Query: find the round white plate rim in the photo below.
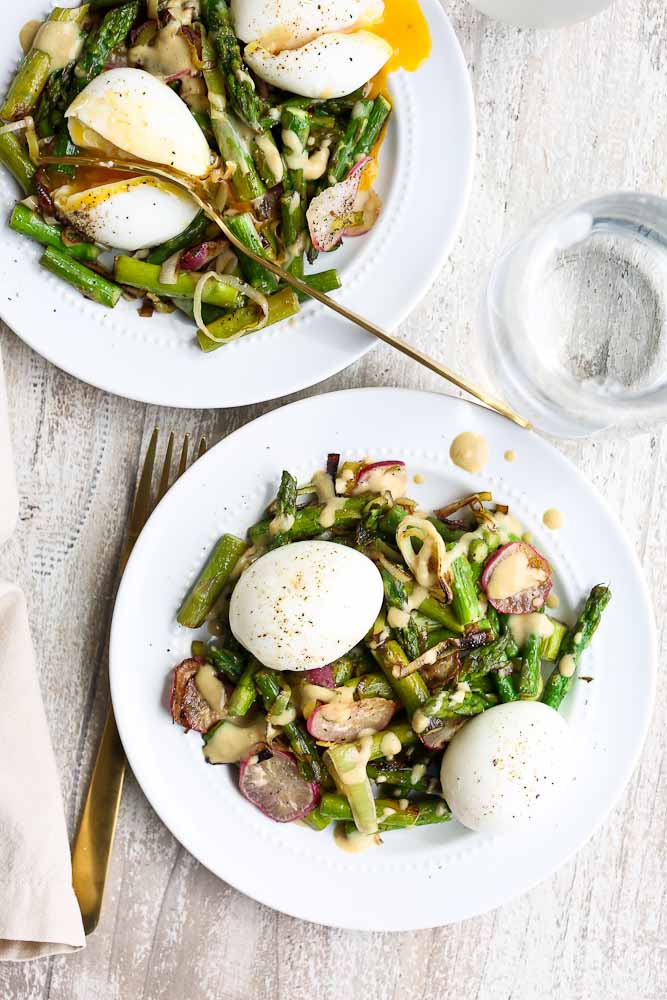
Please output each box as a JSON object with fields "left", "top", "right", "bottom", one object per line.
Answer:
{"left": 0, "top": 2, "right": 475, "bottom": 408}
{"left": 110, "top": 388, "right": 657, "bottom": 930}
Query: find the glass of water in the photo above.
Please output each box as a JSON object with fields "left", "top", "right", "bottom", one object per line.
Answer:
{"left": 480, "top": 193, "right": 667, "bottom": 437}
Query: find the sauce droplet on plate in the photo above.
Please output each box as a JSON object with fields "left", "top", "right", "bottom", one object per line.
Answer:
{"left": 504, "top": 449, "right": 517, "bottom": 462}
{"left": 450, "top": 431, "right": 489, "bottom": 474}
{"left": 543, "top": 508, "right": 564, "bottom": 530}
{"left": 547, "top": 593, "right": 560, "bottom": 609}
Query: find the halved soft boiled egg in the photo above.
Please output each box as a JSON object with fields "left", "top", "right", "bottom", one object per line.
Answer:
{"left": 53, "top": 175, "right": 200, "bottom": 252}
{"left": 229, "top": 540, "right": 384, "bottom": 671}
{"left": 440, "top": 702, "right": 574, "bottom": 833}
{"left": 244, "top": 31, "right": 392, "bottom": 99}
{"left": 65, "top": 67, "right": 212, "bottom": 177}
{"left": 232, "top": 0, "right": 384, "bottom": 49}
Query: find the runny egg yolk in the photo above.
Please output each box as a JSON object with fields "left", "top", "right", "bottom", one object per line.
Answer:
{"left": 359, "top": 0, "right": 432, "bottom": 190}
{"left": 370, "top": 0, "right": 432, "bottom": 96}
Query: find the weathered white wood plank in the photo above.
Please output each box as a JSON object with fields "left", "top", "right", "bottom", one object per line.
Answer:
{"left": 1, "top": 0, "right": 666, "bottom": 997}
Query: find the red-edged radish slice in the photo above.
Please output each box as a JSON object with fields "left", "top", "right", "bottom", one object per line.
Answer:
{"left": 306, "top": 157, "right": 379, "bottom": 252}
{"left": 481, "top": 541, "right": 552, "bottom": 614}
{"left": 303, "top": 665, "right": 335, "bottom": 689}
{"left": 170, "top": 658, "right": 228, "bottom": 733}
{"left": 239, "top": 748, "right": 319, "bottom": 822}
{"left": 307, "top": 697, "right": 396, "bottom": 743}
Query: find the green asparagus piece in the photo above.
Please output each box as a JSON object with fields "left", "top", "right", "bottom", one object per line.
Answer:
{"left": 369, "top": 639, "right": 430, "bottom": 717}
{"left": 49, "top": 124, "right": 79, "bottom": 178}
{"left": 35, "top": 64, "right": 73, "bottom": 137}
{"left": 39, "top": 246, "right": 121, "bottom": 308}
{"left": 10, "top": 204, "right": 100, "bottom": 262}
{"left": 540, "top": 618, "right": 568, "bottom": 661}
{"left": 0, "top": 134, "right": 36, "bottom": 194}
{"left": 463, "top": 632, "right": 514, "bottom": 679}
{"left": 321, "top": 793, "right": 451, "bottom": 829}
{"left": 352, "top": 94, "right": 392, "bottom": 162}
{"left": 324, "top": 742, "right": 378, "bottom": 835}
{"left": 202, "top": 0, "right": 272, "bottom": 132}
{"left": 355, "top": 673, "right": 395, "bottom": 700}
{"left": 327, "top": 99, "right": 372, "bottom": 184}
{"left": 269, "top": 470, "right": 298, "bottom": 548}
{"left": 450, "top": 556, "right": 483, "bottom": 626}
{"left": 427, "top": 516, "right": 467, "bottom": 544}
{"left": 300, "top": 807, "right": 331, "bottom": 831}
{"left": 542, "top": 585, "right": 611, "bottom": 710}
{"left": 146, "top": 211, "right": 211, "bottom": 265}
{"left": 366, "top": 764, "right": 432, "bottom": 794}
{"left": 73, "top": 1, "right": 139, "bottom": 94}
{"left": 201, "top": 31, "right": 266, "bottom": 202}
{"left": 174, "top": 297, "right": 225, "bottom": 328}
{"left": 205, "top": 646, "right": 245, "bottom": 684}
{"left": 249, "top": 494, "right": 368, "bottom": 546}
{"left": 281, "top": 105, "right": 309, "bottom": 243}
{"left": 295, "top": 269, "right": 341, "bottom": 302}
{"left": 227, "top": 659, "right": 260, "bottom": 717}
{"left": 196, "top": 288, "right": 300, "bottom": 351}
{"left": 418, "top": 596, "right": 464, "bottom": 634}
{"left": 493, "top": 670, "right": 519, "bottom": 703}
{"left": 255, "top": 669, "right": 322, "bottom": 783}
{"left": 1, "top": 50, "right": 51, "bottom": 121}
{"left": 177, "top": 533, "right": 247, "bottom": 628}
{"left": 114, "top": 256, "right": 240, "bottom": 308}
{"left": 518, "top": 633, "right": 542, "bottom": 700}
{"left": 418, "top": 687, "right": 489, "bottom": 721}
{"left": 224, "top": 213, "right": 279, "bottom": 294}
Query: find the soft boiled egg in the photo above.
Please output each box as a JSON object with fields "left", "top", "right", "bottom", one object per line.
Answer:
{"left": 53, "top": 175, "right": 200, "bottom": 252}
{"left": 244, "top": 31, "right": 392, "bottom": 99}
{"left": 440, "top": 702, "right": 574, "bottom": 833}
{"left": 65, "top": 67, "right": 212, "bottom": 177}
{"left": 229, "top": 540, "right": 384, "bottom": 671}
{"left": 232, "top": 0, "right": 384, "bottom": 49}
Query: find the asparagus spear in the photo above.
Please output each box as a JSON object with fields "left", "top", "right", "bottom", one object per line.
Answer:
{"left": 49, "top": 125, "right": 79, "bottom": 178}
{"left": 280, "top": 105, "right": 309, "bottom": 244}
{"left": 366, "top": 764, "right": 432, "bottom": 794}
{"left": 418, "top": 596, "right": 464, "bottom": 633}
{"left": 146, "top": 211, "right": 211, "bottom": 265}
{"left": 417, "top": 687, "right": 490, "bottom": 721}
{"left": 224, "top": 213, "right": 279, "bottom": 294}
{"left": 518, "top": 633, "right": 542, "bottom": 700}
{"left": 369, "top": 639, "right": 430, "bottom": 717}
{"left": 197, "top": 644, "right": 245, "bottom": 684}
{"left": 177, "top": 533, "right": 247, "bottom": 628}
{"left": 300, "top": 807, "right": 331, "bottom": 831}
{"left": 542, "top": 584, "right": 611, "bottom": 710}
{"left": 73, "top": 0, "right": 139, "bottom": 94}
{"left": 268, "top": 470, "right": 298, "bottom": 548}
{"left": 39, "top": 247, "right": 121, "bottom": 308}
{"left": 327, "top": 99, "right": 372, "bottom": 184}
{"left": 320, "top": 793, "right": 451, "bottom": 829}
{"left": 248, "top": 494, "right": 368, "bottom": 545}
{"left": 540, "top": 618, "right": 568, "bottom": 661}
{"left": 35, "top": 64, "right": 74, "bottom": 137}
{"left": 493, "top": 670, "right": 519, "bottom": 703}
{"left": 114, "top": 256, "right": 240, "bottom": 308}
{"left": 202, "top": 0, "right": 272, "bottom": 132}
{"left": 293, "top": 268, "right": 341, "bottom": 302}
{"left": 10, "top": 203, "right": 100, "bottom": 262}
{"left": 0, "top": 134, "right": 36, "bottom": 194}
{"left": 197, "top": 288, "right": 300, "bottom": 351}
{"left": 200, "top": 31, "right": 266, "bottom": 202}
{"left": 450, "top": 556, "right": 483, "bottom": 626}
{"left": 227, "top": 659, "right": 260, "bottom": 717}
{"left": 254, "top": 669, "right": 322, "bottom": 783}
{"left": 324, "top": 741, "right": 378, "bottom": 835}
{"left": 355, "top": 673, "right": 395, "bottom": 700}
{"left": 351, "top": 95, "right": 392, "bottom": 162}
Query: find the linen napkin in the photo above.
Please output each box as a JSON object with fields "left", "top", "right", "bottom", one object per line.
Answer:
{"left": 0, "top": 347, "right": 85, "bottom": 960}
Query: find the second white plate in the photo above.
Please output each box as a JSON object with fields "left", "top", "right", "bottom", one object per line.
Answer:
{"left": 110, "top": 388, "right": 656, "bottom": 930}
{"left": 0, "top": 1, "right": 474, "bottom": 407}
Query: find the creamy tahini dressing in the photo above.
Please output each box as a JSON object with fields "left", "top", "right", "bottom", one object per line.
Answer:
{"left": 20, "top": 20, "right": 42, "bottom": 53}
{"left": 486, "top": 548, "right": 547, "bottom": 601}
{"left": 543, "top": 508, "right": 564, "bottom": 530}
{"left": 313, "top": 469, "right": 345, "bottom": 528}
{"left": 547, "top": 593, "right": 560, "bottom": 609}
{"left": 334, "top": 824, "right": 380, "bottom": 854}
{"left": 559, "top": 653, "right": 576, "bottom": 678}
{"left": 504, "top": 450, "right": 517, "bottom": 463}
{"left": 268, "top": 510, "right": 295, "bottom": 536}
{"left": 352, "top": 465, "right": 407, "bottom": 499}
{"left": 255, "top": 133, "right": 284, "bottom": 183}
{"left": 508, "top": 612, "right": 554, "bottom": 647}
{"left": 438, "top": 511, "right": 523, "bottom": 578}
{"left": 130, "top": 19, "right": 196, "bottom": 78}
{"left": 449, "top": 431, "right": 489, "bottom": 474}
{"left": 386, "top": 583, "right": 428, "bottom": 629}
{"left": 380, "top": 732, "right": 402, "bottom": 757}
{"left": 340, "top": 734, "right": 374, "bottom": 786}
{"left": 202, "top": 716, "right": 266, "bottom": 764}
{"left": 194, "top": 663, "right": 226, "bottom": 711}
{"left": 33, "top": 20, "right": 84, "bottom": 71}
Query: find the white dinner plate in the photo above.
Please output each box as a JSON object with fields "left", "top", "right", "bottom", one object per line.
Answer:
{"left": 0, "top": 2, "right": 474, "bottom": 407}
{"left": 110, "top": 388, "right": 657, "bottom": 931}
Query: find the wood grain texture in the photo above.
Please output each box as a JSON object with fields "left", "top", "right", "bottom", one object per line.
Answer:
{"left": 1, "top": 0, "right": 666, "bottom": 996}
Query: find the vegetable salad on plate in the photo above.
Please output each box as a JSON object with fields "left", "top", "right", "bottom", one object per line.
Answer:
{"left": 0, "top": 1, "right": 399, "bottom": 351}
{"left": 170, "top": 455, "right": 611, "bottom": 851}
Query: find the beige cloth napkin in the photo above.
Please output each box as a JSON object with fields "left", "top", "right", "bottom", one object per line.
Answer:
{"left": 0, "top": 348, "right": 85, "bottom": 960}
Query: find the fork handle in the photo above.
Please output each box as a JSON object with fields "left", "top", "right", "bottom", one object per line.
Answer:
{"left": 71, "top": 706, "right": 126, "bottom": 935}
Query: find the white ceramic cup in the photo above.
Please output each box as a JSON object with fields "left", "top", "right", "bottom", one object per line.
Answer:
{"left": 467, "top": 0, "right": 614, "bottom": 28}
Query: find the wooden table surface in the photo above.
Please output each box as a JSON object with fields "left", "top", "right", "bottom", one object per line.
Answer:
{"left": 1, "top": 1, "right": 666, "bottom": 997}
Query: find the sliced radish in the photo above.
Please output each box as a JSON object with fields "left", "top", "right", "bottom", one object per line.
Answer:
{"left": 307, "top": 697, "right": 396, "bottom": 743}
{"left": 170, "top": 657, "right": 228, "bottom": 733}
{"left": 239, "top": 748, "right": 319, "bottom": 822}
{"left": 481, "top": 541, "right": 552, "bottom": 614}
{"left": 303, "top": 665, "right": 335, "bottom": 689}
{"left": 306, "top": 157, "right": 380, "bottom": 252}
{"left": 179, "top": 240, "right": 228, "bottom": 271}
{"left": 356, "top": 460, "right": 405, "bottom": 484}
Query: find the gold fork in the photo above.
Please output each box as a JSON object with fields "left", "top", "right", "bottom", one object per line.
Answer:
{"left": 71, "top": 428, "right": 207, "bottom": 935}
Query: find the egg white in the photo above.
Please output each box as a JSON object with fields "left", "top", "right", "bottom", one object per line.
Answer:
{"left": 65, "top": 67, "right": 212, "bottom": 177}
{"left": 229, "top": 540, "right": 384, "bottom": 671}
{"left": 53, "top": 176, "right": 199, "bottom": 251}
{"left": 440, "top": 702, "right": 574, "bottom": 833}
{"left": 244, "top": 30, "right": 392, "bottom": 99}
{"left": 232, "top": 0, "right": 384, "bottom": 48}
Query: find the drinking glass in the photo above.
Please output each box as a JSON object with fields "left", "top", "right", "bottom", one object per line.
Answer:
{"left": 480, "top": 193, "right": 667, "bottom": 438}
